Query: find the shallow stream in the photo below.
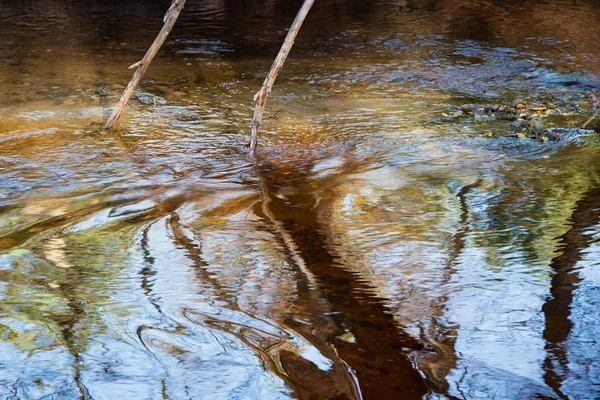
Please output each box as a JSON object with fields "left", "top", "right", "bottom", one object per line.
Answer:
{"left": 1, "top": 0, "right": 600, "bottom": 398}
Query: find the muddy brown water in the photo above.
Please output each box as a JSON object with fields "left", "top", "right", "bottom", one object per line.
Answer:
{"left": 1, "top": 0, "right": 600, "bottom": 399}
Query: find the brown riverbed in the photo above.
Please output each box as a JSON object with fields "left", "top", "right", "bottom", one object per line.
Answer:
{"left": 1, "top": 0, "right": 600, "bottom": 399}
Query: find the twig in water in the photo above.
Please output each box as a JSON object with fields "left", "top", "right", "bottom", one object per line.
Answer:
{"left": 583, "top": 112, "right": 598, "bottom": 128}
{"left": 249, "top": 0, "right": 316, "bottom": 154}
{"left": 104, "top": 0, "right": 187, "bottom": 129}
{"left": 583, "top": 90, "right": 600, "bottom": 128}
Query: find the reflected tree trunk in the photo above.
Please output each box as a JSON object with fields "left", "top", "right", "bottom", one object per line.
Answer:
{"left": 417, "top": 180, "right": 480, "bottom": 395}
{"left": 253, "top": 160, "right": 429, "bottom": 399}
{"left": 542, "top": 186, "right": 600, "bottom": 399}
{"left": 58, "top": 295, "right": 91, "bottom": 400}
{"left": 140, "top": 224, "right": 163, "bottom": 314}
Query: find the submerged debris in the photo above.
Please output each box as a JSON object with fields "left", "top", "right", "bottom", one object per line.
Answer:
{"left": 134, "top": 90, "right": 167, "bottom": 106}
{"left": 586, "top": 90, "right": 600, "bottom": 110}
{"left": 440, "top": 91, "right": 600, "bottom": 142}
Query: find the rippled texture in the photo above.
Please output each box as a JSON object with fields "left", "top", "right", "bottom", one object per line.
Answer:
{"left": 1, "top": 0, "right": 600, "bottom": 399}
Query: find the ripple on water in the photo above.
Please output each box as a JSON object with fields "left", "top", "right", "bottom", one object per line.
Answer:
{"left": 1, "top": 0, "right": 600, "bottom": 398}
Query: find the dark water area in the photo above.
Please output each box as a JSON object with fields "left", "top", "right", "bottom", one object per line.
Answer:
{"left": 1, "top": 0, "right": 600, "bottom": 399}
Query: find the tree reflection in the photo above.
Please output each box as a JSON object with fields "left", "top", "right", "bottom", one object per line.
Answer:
{"left": 253, "top": 157, "right": 429, "bottom": 399}
{"left": 542, "top": 187, "right": 600, "bottom": 399}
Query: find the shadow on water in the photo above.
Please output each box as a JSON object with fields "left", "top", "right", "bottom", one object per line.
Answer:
{"left": 252, "top": 156, "right": 430, "bottom": 399}
{"left": 542, "top": 186, "right": 600, "bottom": 399}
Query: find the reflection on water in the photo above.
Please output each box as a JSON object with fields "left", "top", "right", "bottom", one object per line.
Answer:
{"left": 1, "top": 0, "right": 600, "bottom": 398}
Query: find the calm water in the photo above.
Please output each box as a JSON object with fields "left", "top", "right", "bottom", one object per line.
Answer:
{"left": 1, "top": 0, "right": 600, "bottom": 398}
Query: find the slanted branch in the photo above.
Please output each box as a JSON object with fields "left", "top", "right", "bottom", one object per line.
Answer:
{"left": 104, "top": 0, "right": 187, "bottom": 129}
{"left": 249, "top": 0, "right": 316, "bottom": 154}
{"left": 583, "top": 90, "right": 600, "bottom": 128}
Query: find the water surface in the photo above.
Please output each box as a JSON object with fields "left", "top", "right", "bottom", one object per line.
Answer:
{"left": 1, "top": 0, "right": 600, "bottom": 398}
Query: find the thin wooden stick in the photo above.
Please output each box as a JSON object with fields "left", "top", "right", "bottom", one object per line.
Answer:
{"left": 583, "top": 90, "right": 600, "bottom": 128}
{"left": 582, "top": 112, "right": 598, "bottom": 128}
{"left": 249, "top": 0, "right": 316, "bottom": 154}
{"left": 104, "top": 0, "right": 187, "bottom": 129}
